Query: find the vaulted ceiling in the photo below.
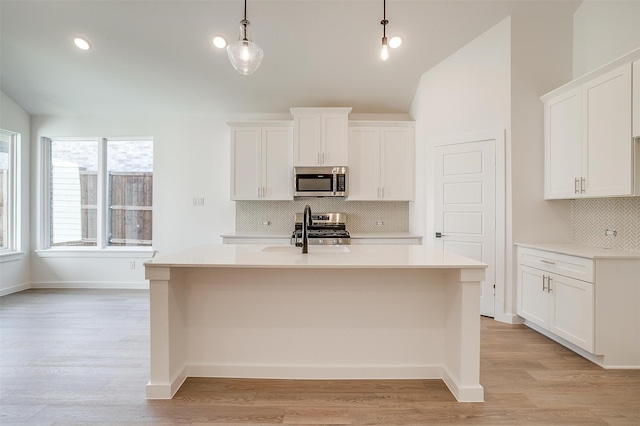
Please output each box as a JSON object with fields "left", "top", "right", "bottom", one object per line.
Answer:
{"left": 0, "top": 0, "right": 580, "bottom": 116}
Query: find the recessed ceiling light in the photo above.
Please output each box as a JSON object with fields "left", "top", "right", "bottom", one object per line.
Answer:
{"left": 73, "top": 37, "right": 92, "bottom": 51}
{"left": 389, "top": 36, "right": 402, "bottom": 49}
{"left": 213, "top": 35, "right": 227, "bottom": 49}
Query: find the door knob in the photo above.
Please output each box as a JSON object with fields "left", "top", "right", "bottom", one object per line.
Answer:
{"left": 435, "top": 232, "right": 446, "bottom": 238}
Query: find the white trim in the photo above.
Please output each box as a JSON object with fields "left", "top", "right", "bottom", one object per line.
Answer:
{"left": 35, "top": 248, "right": 155, "bottom": 258}
{"left": 427, "top": 129, "right": 507, "bottom": 322}
{"left": 0, "top": 251, "right": 24, "bottom": 263}
{"left": 0, "top": 282, "right": 30, "bottom": 297}
{"left": 30, "top": 281, "right": 149, "bottom": 290}
{"left": 442, "top": 367, "right": 485, "bottom": 402}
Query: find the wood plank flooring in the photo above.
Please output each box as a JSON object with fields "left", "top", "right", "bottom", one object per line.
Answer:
{"left": 1, "top": 289, "right": 639, "bottom": 425}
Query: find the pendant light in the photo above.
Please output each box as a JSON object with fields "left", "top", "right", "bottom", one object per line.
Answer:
{"left": 227, "top": 0, "right": 263, "bottom": 75}
{"left": 380, "top": 0, "right": 389, "bottom": 61}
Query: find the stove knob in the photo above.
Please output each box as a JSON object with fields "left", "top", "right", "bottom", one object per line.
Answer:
{"left": 318, "top": 239, "right": 324, "bottom": 245}
{"left": 332, "top": 239, "right": 338, "bottom": 245}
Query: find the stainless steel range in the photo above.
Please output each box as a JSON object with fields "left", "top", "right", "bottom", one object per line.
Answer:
{"left": 290, "top": 212, "right": 350, "bottom": 246}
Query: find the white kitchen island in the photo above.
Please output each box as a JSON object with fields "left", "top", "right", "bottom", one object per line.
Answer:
{"left": 144, "top": 244, "right": 486, "bottom": 402}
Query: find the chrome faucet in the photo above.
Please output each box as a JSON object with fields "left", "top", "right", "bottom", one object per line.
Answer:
{"left": 296, "top": 205, "right": 313, "bottom": 254}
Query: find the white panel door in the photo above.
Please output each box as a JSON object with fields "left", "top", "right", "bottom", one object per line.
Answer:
{"left": 549, "top": 272, "right": 594, "bottom": 352}
{"left": 544, "top": 88, "right": 582, "bottom": 199}
{"left": 231, "top": 127, "right": 261, "bottom": 200}
{"left": 583, "top": 63, "right": 633, "bottom": 197}
{"left": 262, "top": 127, "right": 293, "bottom": 200}
{"left": 381, "top": 127, "right": 415, "bottom": 201}
{"left": 323, "top": 114, "right": 349, "bottom": 165}
{"left": 347, "top": 127, "right": 380, "bottom": 200}
{"left": 434, "top": 139, "right": 496, "bottom": 317}
{"left": 293, "top": 114, "right": 321, "bottom": 166}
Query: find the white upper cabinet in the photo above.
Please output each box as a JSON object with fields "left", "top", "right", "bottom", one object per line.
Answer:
{"left": 543, "top": 55, "right": 639, "bottom": 199}
{"left": 634, "top": 59, "right": 640, "bottom": 138}
{"left": 230, "top": 123, "right": 293, "bottom": 200}
{"left": 348, "top": 122, "right": 415, "bottom": 201}
{"left": 544, "top": 88, "right": 582, "bottom": 199}
{"left": 291, "top": 107, "right": 351, "bottom": 166}
{"left": 582, "top": 64, "right": 633, "bottom": 197}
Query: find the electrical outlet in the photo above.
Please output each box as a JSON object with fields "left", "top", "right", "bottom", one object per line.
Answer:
{"left": 376, "top": 221, "right": 384, "bottom": 226}
{"left": 192, "top": 197, "right": 205, "bottom": 206}
{"left": 261, "top": 220, "right": 271, "bottom": 226}
{"left": 129, "top": 261, "right": 136, "bottom": 270}
{"left": 605, "top": 229, "right": 617, "bottom": 237}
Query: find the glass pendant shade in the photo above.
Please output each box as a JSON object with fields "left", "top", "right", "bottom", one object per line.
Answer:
{"left": 380, "top": 36, "right": 389, "bottom": 61}
{"left": 227, "top": 20, "right": 263, "bottom": 75}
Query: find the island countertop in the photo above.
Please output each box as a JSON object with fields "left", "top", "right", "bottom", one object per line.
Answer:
{"left": 144, "top": 244, "right": 487, "bottom": 270}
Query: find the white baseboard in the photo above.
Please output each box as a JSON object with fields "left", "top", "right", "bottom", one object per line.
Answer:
{"left": 442, "top": 367, "right": 484, "bottom": 402}
{"left": 30, "top": 281, "right": 149, "bottom": 290}
{"left": 0, "top": 282, "right": 31, "bottom": 297}
{"left": 186, "top": 364, "right": 443, "bottom": 380}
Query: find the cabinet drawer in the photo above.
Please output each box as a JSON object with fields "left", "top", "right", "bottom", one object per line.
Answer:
{"left": 518, "top": 247, "right": 594, "bottom": 283}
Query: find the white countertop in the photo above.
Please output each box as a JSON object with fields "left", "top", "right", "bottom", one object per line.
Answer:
{"left": 144, "top": 244, "right": 486, "bottom": 269}
{"left": 515, "top": 242, "right": 640, "bottom": 259}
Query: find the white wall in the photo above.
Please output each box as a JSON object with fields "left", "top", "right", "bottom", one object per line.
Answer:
{"left": 29, "top": 113, "right": 256, "bottom": 288}
{"left": 573, "top": 0, "right": 640, "bottom": 78}
{"left": 410, "top": 13, "right": 575, "bottom": 322}
{"left": 0, "top": 91, "right": 31, "bottom": 295}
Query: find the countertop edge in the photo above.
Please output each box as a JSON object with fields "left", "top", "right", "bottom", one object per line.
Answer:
{"left": 515, "top": 242, "right": 640, "bottom": 259}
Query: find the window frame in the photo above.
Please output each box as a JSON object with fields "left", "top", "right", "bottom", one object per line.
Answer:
{"left": 0, "top": 129, "right": 21, "bottom": 258}
{"left": 39, "top": 136, "right": 154, "bottom": 253}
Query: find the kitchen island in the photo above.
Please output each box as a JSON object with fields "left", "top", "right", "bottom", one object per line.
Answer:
{"left": 144, "top": 244, "right": 486, "bottom": 401}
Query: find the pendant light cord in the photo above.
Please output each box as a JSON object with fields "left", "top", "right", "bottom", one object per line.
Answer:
{"left": 381, "top": 0, "right": 388, "bottom": 38}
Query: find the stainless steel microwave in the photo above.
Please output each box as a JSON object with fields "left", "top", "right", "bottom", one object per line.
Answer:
{"left": 294, "top": 166, "right": 348, "bottom": 197}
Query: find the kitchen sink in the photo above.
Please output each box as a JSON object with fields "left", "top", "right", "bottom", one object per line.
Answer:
{"left": 261, "top": 245, "right": 350, "bottom": 254}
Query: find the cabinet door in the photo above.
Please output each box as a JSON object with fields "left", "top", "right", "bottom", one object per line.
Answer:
{"left": 231, "top": 127, "right": 261, "bottom": 200}
{"left": 549, "top": 273, "right": 594, "bottom": 352}
{"left": 517, "top": 265, "right": 549, "bottom": 329}
{"left": 347, "top": 127, "right": 380, "bottom": 200}
{"left": 582, "top": 63, "right": 633, "bottom": 197}
{"left": 633, "top": 60, "right": 640, "bottom": 138}
{"left": 380, "top": 127, "right": 414, "bottom": 200}
{"left": 262, "top": 127, "right": 293, "bottom": 200}
{"left": 544, "top": 88, "right": 582, "bottom": 199}
{"left": 293, "top": 114, "right": 321, "bottom": 166}
{"left": 323, "top": 114, "right": 349, "bottom": 165}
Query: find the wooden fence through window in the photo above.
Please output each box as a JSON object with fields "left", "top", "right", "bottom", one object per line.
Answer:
{"left": 80, "top": 171, "right": 152, "bottom": 246}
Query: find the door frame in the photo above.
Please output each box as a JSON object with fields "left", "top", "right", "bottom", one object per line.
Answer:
{"left": 427, "top": 129, "right": 506, "bottom": 321}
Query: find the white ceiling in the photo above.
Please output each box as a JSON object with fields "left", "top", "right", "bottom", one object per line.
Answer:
{"left": 0, "top": 0, "right": 580, "bottom": 117}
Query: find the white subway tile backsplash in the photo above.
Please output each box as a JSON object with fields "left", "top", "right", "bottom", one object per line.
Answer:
{"left": 572, "top": 198, "right": 640, "bottom": 251}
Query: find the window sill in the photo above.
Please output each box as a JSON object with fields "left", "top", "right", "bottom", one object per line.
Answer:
{"left": 0, "top": 251, "right": 25, "bottom": 263}
{"left": 35, "top": 248, "right": 156, "bottom": 259}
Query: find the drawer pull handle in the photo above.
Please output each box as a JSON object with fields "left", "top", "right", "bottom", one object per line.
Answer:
{"left": 540, "top": 259, "right": 556, "bottom": 265}
{"left": 542, "top": 275, "right": 547, "bottom": 292}
{"left": 547, "top": 277, "right": 553, "bottom": 293}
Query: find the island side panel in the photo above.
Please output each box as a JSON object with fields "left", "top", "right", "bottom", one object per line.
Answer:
{"left": 181, "top": 267, "right": 449, "bottom": 379}
{"left": 443, "top": 267, "right": 485, "bottom": 402}
{"left": 146, "top": 266, "right": 189, "bottom": 399}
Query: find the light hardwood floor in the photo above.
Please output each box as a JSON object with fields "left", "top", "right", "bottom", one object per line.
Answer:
{"left": 1, "top": 289, "right": 639, "bottom": 425}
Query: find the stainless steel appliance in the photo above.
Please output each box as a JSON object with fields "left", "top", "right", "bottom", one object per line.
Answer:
{"left": 293, "top": 166, "right": 348, "bottom": 197}
{"left": 291, "top": 212, "right": 350, "bottom": 246}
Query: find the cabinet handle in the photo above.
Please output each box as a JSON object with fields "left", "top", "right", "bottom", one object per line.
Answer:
{"left": 581, "top": 177, "right": 586, "bottom": 193}
{"left": 262, "top": 187, "right": 266, "bottom": 198}
{"left": 381, "top": 187, "right": 385, "bottom": 199}
{"left": 542, "top": 275, "right": 547, "bottom": 292}
{"left": 540, "top": 259, "right": 556, "bottom": 265}
{"left": 322, "top": 152, "right": 325, "bottom": 164}
{"left": 574, "top": 178, "right": 580, "bottom": 194}
{"left": 547, "top": 277, "right": 553, "bottom": 293}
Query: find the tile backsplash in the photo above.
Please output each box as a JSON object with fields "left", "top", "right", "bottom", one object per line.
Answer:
{"left": 572, "top": 198, "right": 640, "bottom": 250}
{"left": 236, "top": 200, "right": 410, "bottom": 235}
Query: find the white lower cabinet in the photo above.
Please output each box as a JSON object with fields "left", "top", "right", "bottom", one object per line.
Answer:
{"left": 517, "top": 247, "right": 594, "bottom": 352}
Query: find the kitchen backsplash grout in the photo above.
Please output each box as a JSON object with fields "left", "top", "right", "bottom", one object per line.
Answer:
{"left": 236, "top": 200, "right": 410, "bottom": 235}
{"left": 572, "top": 198, "right": 640, "bottom": 251}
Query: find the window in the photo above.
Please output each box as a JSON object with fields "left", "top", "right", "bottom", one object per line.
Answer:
{"left": 45, "top": 137, "right": 153, "bottom": 249}
{"left": 0, "top": 129, "right": 19, "bottom": 253}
